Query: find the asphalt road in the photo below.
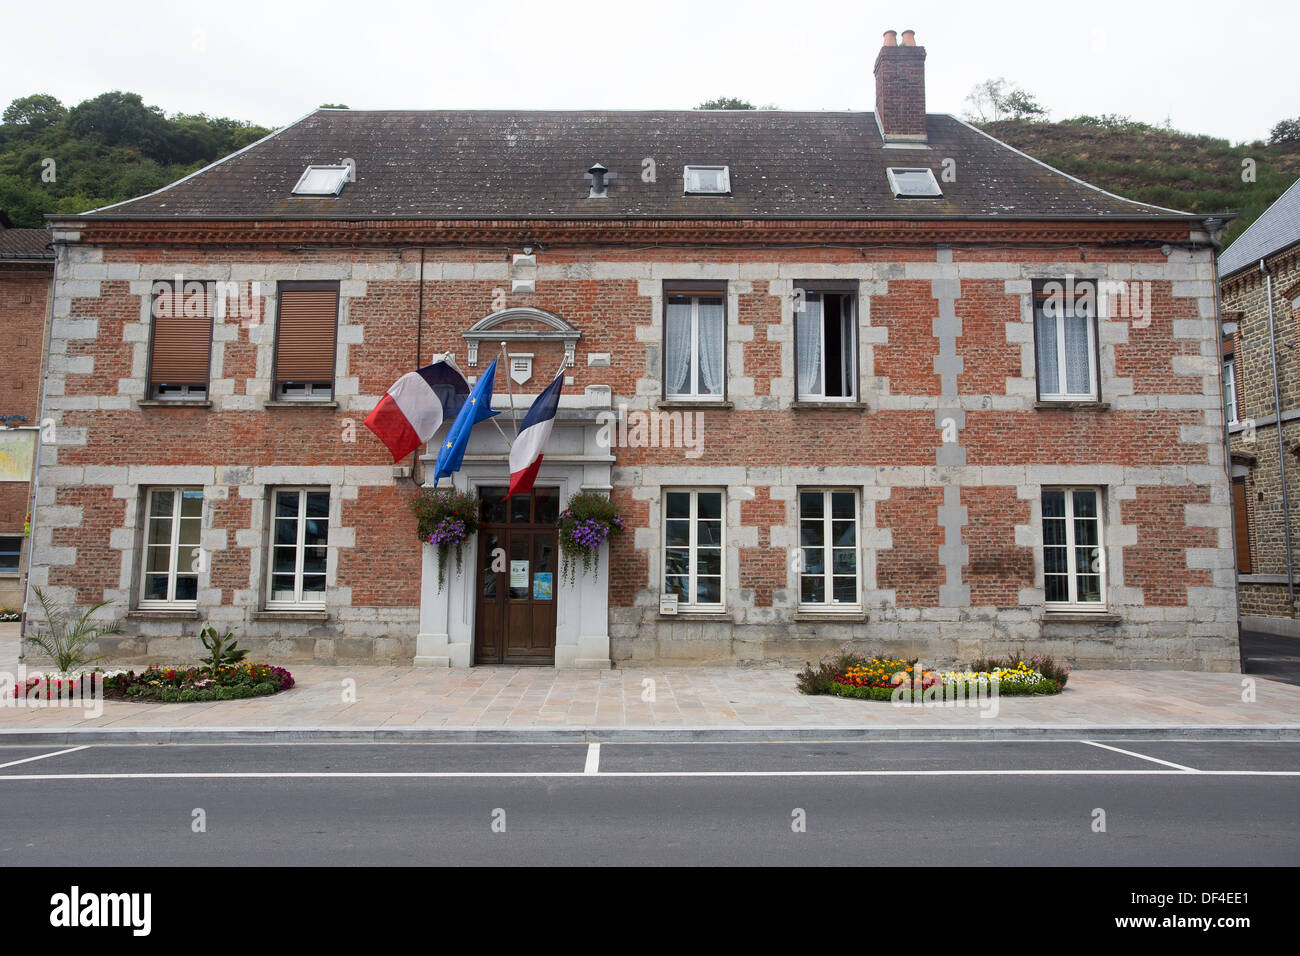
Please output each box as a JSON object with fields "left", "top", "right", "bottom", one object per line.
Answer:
{"left": 1241, "top": 629, "right": 1300, "bottom": 686}
{"left": 1, "top": 739, "right": 1297, "bottom": 866}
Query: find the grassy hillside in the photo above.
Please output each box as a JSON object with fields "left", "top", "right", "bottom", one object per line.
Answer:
{"left": 981, "top": 117, "right": 1300, "bottom": 244}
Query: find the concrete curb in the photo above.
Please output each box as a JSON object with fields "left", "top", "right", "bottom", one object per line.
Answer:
{"left": 2, "top": 724, "right": 1299, "bottom": 744}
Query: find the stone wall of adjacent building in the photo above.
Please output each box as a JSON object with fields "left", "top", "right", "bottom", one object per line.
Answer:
{"left": 30, "top": 230, "right": 1239, "bottom": 669}
{"left": 1223, "top": 244, "right": 1300, "bottom": 633}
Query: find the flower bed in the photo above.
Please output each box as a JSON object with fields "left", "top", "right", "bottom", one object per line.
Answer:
{"left": 797, "top": 648, "right": 1068, "bottom": 699}
{"left": 11, "top": 673, "right": 103, "bottom": 699}
{"left": 104, "top": 663, "right": 294, "bottom": 702}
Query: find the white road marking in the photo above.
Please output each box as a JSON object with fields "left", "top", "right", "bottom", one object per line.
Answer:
{"left": 584, "top": 743, "right": 600, "bottom": 775}
{"left": 0, "top": 769, "right": 1297, "bottom": 781}
{"left": 0, "top": 746, "right": 90, "bottom": 770}
{"left": 1080, "top": 740, "right": 1200, "bottom": 772}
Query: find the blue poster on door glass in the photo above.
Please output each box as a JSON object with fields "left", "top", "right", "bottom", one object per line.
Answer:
{"left": 533, "top": 573, "right": 553, "bottom": 600}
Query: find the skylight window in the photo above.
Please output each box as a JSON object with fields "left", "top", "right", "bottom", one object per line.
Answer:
{"left": 292, "top": 165, "right": 350, "bottom": 197}
{"left": 684, "top": 165, "right": 731, "bottom": 195}
{"left": 886, "top": 167, "right": 942, "bottom": 199}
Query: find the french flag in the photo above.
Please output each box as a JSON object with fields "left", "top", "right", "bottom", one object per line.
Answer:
{"left": 507, "top": 372, "right": 564, "bottom": 498}
{"left": 364, "top": 358, "right": 470, "bottom": 462}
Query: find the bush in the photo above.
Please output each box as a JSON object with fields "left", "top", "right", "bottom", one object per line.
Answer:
{"left": 105, "top": 662, "right": 294, "bottom": 702}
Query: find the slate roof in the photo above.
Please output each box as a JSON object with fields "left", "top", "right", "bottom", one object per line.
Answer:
{"left": 70, "top": 109, "right": 1200, "bottom": 223}
{"left": 0, "top": 226, "right": 52, "bottom": 260}
{"left": 1219, "top": 177, "right": 1300, "bottom": 278}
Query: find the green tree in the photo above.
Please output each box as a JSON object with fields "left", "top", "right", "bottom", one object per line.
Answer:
{"left": 3, "top": 94, "right": 67, "bottom": 129}
{"left": 695, "top": 97, "right": 755, "bottom": 110}
{"left": 319, "top": 103, "right": 349, "bottom": 109}
{"left": 1270, "top": 117, "right": 1300, "bottom": 144}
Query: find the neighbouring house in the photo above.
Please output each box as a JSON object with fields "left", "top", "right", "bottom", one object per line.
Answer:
{"left": 1219, "top": 177, "right": 1300, "bottom": 636}
{"left": 32, "top": 29, "right": 1240, "bottom": 670}
{"left": 0, "top": 213, "right": 52, "bottom": 612}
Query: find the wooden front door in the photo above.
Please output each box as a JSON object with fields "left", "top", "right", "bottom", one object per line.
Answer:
{"left": 474, "top": 487, "right": 559, "bottom": 665}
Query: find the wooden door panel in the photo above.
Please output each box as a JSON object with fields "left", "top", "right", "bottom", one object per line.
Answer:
{"left": 474, "top": 489, "right": 559, "bottom": 665}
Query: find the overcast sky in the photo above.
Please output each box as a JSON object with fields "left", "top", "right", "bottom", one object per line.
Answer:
{"left": 5, "top": 0, "right": 1296, "bottom": 144}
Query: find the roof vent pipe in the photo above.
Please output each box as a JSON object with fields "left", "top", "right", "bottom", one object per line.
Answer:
{"left": 586, "top": 163, "right": 613, "bottom": 198}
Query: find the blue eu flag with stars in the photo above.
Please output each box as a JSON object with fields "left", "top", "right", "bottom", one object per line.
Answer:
{"left": 433, "top": 359, "right": 501, "bottom": 484}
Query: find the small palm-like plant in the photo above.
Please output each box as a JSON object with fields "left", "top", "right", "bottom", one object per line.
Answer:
{"left": 199, "top": 624, "right": 248, "bottom": 676}
{"left": 23, "top": 587, "right": 121, "bottom": 674}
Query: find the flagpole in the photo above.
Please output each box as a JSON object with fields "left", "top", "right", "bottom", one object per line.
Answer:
{"left": 499, "top": 341, "right": 520, "bottom": 438}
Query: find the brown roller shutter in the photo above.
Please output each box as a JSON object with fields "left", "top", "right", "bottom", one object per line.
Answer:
{"left": 275, "top": 285, "right": 339, "bottom": 383}
{"left": 149, "top": 282, "right": 213, "bottom": 388}
{"left": 1232, "top": 478, "right": 1252, "bottom": 574}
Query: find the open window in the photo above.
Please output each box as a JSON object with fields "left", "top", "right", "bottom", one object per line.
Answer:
{"left": 795, "top": 286, "right": 857, "bottom": 401}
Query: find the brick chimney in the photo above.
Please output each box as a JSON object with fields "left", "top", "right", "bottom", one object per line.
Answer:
{"left": 874, "top": 29, "right": 927, "bottom": 143}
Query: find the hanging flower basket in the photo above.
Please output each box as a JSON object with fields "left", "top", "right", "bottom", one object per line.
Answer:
{"left": 412, "top": 487, "right": 482, "bottom": 590}
{"left": 557, "top": 491, "right": 625, "bottom": 586}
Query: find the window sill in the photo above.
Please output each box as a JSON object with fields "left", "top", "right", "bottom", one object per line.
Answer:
{"left": 658, "top": 609, "right": 729, "bottom": 620}
{"left": 1034, "top": 400, "right": 1110, "bottom": 411}
{"left": 253, "top": 609, "right": 328, "bottom": 622}
{"left": 656, "top": 400, "right": 733, "bottom": 410}
{"left": 264, "top": 401, "right": 339, "bottom": 409}
{"left": 1042, "top": 610, "right": 1121, "bottom": 624}
{"left": 137, "top": 400, "right": 212, "bottom": 409}
{"left": 128, "top": 608, "right": 200, "bottom": 620}
{"left": 792, "top": 401, "right": 869, "bottom": 411}
{"left": 794, "top": 609, "right": 867, "bottom": 622}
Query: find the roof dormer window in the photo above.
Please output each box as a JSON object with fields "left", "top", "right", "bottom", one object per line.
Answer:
{"left": 292, "top": 165, "right": 350, "bottom": 197}
{"left": 886, "top": 167, "right": 942, "bottom": 199}
{"left": 684, "top": 165, "right": 731, "bottom": 195}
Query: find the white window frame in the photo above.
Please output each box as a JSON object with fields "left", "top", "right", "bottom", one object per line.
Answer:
{"left": 1041, "top": 486, "right": 1107, "bottom": 610}
{"left": 797, "top": 488, "right": 861, "bottom": 610}
{"left": 266, "top": 487, "right": 330, "bottom": 609}
{"left": 664, "top": 293, "right": 726, "bottom": 401}
{"left": 1035, "top": 286, "right": 1100, "bottom": 402}
{"left": 1223, "top": 357, "right": 1238, "bottom": 425}
{"left": 275, "top": 381, "right": 334, "bottom": 401}
{"left": 886, "top": 167, "right": 942, "bottom": 199}
{"left": 138, "top": 487, "right": 203, "bottom": 608}
{"left": 795, "top": 290, "right": 858, "bottom": 402}
{"left": 291, "top": 165, "right": 350, "bottom": 196}
{"left": 662, "top": 488, "right": 725, "bottom": 610}
{"left": 683, "top": 165, "right": 731, "bottom": 195}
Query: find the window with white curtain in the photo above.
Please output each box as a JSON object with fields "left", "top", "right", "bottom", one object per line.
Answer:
{"left": 664, "top": 292, "right": 725, "bottom": 399}
{"left": 1034, "top": 281, "right": 1099, "bottom": 401}
{"left": 796, "top": 290, "right": 857, "bottom": 400}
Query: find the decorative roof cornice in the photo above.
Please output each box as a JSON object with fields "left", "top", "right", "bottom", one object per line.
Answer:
{"left": 49, "top": 217, "right": 1197, "bottom": 249}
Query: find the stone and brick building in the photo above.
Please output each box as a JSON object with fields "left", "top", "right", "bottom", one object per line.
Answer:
{"left": 0, "top": 216, "right": 52, "bottom": 610}
{"left": 31, "top": 30, "right": 1240, "bottom": 670}
{"left": 1220, "top": 177, "right": 1300, "bottom": 635}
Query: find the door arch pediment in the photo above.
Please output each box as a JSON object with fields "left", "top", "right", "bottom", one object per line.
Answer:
{"left": 462, "top": 307, "right": 581, "bottom": 367}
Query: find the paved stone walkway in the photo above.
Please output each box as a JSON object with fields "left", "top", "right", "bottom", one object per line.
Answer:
{"left": 4, "top": 626, "right": 1300, "bottom": 732}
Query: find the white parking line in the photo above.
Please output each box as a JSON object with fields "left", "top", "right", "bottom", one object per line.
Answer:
{"left": 1080, "top": 740, "right": 1200, "bottom": 771}
{"left": 0, "top": 746, "right": 90, "bottom": 771}
{"left": 0, "top": 769, "right": 1297, "bottom": 781}
{"left": 584, "top": 743, "right": 600, "bottom": 775}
